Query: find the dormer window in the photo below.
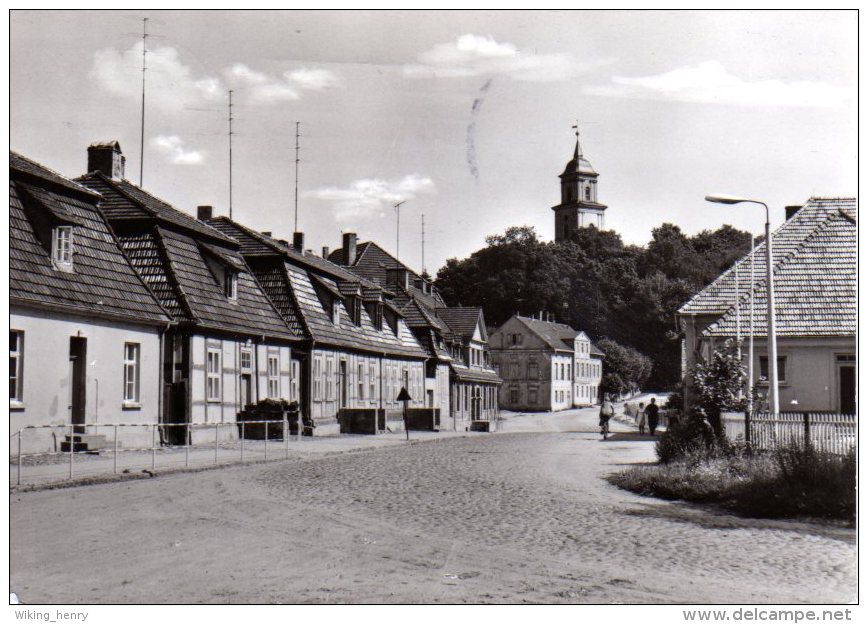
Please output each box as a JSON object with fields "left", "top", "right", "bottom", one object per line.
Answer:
{"left": 51, "top": 226, "right": 74, "bottom": 271}
{"left": 332, "top": 300, "right": 341, "bottom": 325}
{"left": 224, "top": 271, "right": 238, "bottom": 300}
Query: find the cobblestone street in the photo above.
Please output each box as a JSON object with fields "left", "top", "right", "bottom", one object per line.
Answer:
{"left": 10, "top": 408, "right": 856, "bottom": 604}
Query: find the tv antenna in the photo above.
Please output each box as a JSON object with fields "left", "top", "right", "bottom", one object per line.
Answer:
{"left": 421, "top": 213, "right": 426, "bottom": 274}
{"left": 294, "top": 121, "right": 301, "bottom": 232}
{"left": 139, "top": 17, "right": 149, "bottom": 186}
{"left": 228, "top": 90, "right": 234, "bottom": 220}
{"left": 394, "top": 200, "right": 407, "bottom": 260}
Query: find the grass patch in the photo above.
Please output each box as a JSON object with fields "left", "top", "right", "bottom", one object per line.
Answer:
{"left": 609, "top": 445, "right": 855, "bottom": 523}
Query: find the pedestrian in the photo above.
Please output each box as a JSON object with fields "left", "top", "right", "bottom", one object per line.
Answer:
{"left": 646, "top": 397, "right": 660, "bottom": 436}
{"left": 599, "top": 395, "right": 615, "bottom": 440}
{"left": 637, "top": 402, "right": 646, "bottom": 435}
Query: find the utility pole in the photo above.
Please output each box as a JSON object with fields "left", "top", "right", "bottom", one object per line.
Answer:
{"left": 294, "top": 121, "right": 301, "bottom": 232}
{"left": 139, "top": 17, "right": 149, "bottom": 186}
{"left": 394, "top": 200, "right": 406, "bottom": 260}
{"left": 228, "top": 90, "right": 234, "bottom": 220}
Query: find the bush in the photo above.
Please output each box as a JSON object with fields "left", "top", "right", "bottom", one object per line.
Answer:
{"left": 610, "top": 442, "right": 856, "bottom": 523}
{"left": 655, "top": 411, "right": 719, "bottom": 464}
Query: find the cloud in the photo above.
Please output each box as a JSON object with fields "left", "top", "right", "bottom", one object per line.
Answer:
{"left": 225, "top": 63, "right": 342, "bottom": 104}
{"left": 583, "top": 61, "right": 849, "bottom": 108}
{"left": 92, "top": 43, "right": 342, "bottom": 109}
{"left": 150, "top": 135, "right": 204, "bottom": 165}
{"left": 305, "top": 174, "right": 436, "bottom": 222}
{"left": 285, "top": 67, "right": 342, "bottom": 90}
{"left": 91, "top": 42, "right": 223, "bottom": 111}
{"left": 404, "top": 34, "right": 605, "bottom": 82}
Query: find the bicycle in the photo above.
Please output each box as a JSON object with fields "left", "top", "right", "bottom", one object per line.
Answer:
{"left": 600, "top": 417, "right": 610, "bottom": 440}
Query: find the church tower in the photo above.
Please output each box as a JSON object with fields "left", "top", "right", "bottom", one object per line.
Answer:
{"left": 552, "top": 129, "right": 607, "bottom": 242}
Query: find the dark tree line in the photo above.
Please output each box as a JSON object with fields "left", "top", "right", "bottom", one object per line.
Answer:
{"left": 435, "top": 223, "right": 752, "bottom": 390}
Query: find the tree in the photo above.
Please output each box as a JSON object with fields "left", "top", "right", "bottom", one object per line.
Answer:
{"left": 434, "top": 223, "right": 752, "bottom": 391}
{"left": 596, "top": 338, "right": 652, "bottom": 397}
{"left": 690, "top": 340, "right": 748, "bottom": 436}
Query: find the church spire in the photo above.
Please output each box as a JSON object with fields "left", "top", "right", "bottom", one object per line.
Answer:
{"left": 571, "top": 120, "right": 582, "bottom": 160}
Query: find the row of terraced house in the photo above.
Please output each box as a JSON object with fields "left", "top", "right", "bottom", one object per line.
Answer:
{"left": 10, "top": 141, "right": 502, "bottom": 454}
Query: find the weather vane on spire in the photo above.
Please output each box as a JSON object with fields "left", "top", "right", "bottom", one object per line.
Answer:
{"left": 571, "top": 120, "right": 582, "bottom": 158}
{"left": 572, "top": 120, "right": 580, "bottom": 141}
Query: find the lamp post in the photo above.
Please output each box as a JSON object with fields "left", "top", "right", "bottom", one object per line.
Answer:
{"left": 704, "top": 194, "right": 779, "bottom": 414}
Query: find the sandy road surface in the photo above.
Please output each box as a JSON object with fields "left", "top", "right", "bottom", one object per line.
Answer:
{"left": 10, "top": 409, "right": 855, "bottom": 604}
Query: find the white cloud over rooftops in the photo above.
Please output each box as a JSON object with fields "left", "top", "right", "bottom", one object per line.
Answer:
{"left": 304, "top": 175, "right": 436, "bottom": 223}
{"left": 91, "top": 42, "right": 342, "bottom": 109}
{"left": 404, "top": 33, "right": 602, "bottom": 82}
{"left": 150, "top": 135, "right": 204, "bottom": 165}
{"left": 584, "top": 61, "right": 849, "bottom": 108}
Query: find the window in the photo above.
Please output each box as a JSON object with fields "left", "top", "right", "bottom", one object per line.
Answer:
{"left": 759, "top": 356, "right": 787, "bottom": 384}
{"left": 123, "top": 342, "right": 140, "bottom": 403}
{"left": 313, "top": 357, "right": 322, "bottom": 401}
{"left": 509, "top": 386, "right": 519, "bottom": 404}
{"left": 10, "top": 330, "right": 23, "bottom": 403}
{"left": 566, "top": 363, "right": 571, "bottom": 380}
{"left": 240, "top": 347, "right": 252, "bottom": 371}
{"left": 326, "top": 358, "right": 335, "bottom": 400}
{"left": 332, "top": 300, "right": 341, "bottom": 325}
{"left": 358, "top": 363, "right": 366, "bottom": 400}
{"left": 585, "top": 186, "right": 591, "bottom": 201}
{"left": 207, "top": 348, "right": 221, "bottom": 401}
{"left": 369, "top": 363, "right": 376, "bottom": 400}
{"left": 51, "top": 226, "right": 74, "bottom": 270}
{"left": 528, "top": 360, "right": 538, "bottom": 378}
{"left": 528, "top": 386, "right": 538, "bottom": 405}
{"left": 290, "top": 360, "right": 300, "bottom": 402}
{"left": 267, "top": 354, "right": 280, "bottom": 399}
{"left": 224, "top": 271, "right": 238, "bottom": 300}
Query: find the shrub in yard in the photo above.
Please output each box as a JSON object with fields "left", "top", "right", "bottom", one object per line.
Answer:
{"left": 655, "top": 410, "right": 719, "bottom": 464}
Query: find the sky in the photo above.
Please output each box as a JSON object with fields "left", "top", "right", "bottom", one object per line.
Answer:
{"left": 9, "top": 10, "right": 857, "bottom": 277}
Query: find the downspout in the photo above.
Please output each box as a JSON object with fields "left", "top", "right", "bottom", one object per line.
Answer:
{"left": 157, "top": 321, "right": 171, "bottom": 432}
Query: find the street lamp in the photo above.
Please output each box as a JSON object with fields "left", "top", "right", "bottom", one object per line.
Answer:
{"left": 704, "top": 194, "right": 779, "bottom": 414}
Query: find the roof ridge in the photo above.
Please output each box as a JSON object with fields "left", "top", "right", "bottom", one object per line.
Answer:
{"left": 11, "top": 152, "right": 102, "bottom": 198}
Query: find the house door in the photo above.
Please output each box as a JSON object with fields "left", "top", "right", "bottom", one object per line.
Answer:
{"left": 240, "top": 374, "right": 253, "bottom": 409}
{"left": 69, "top": 337, "right": 87, "bottom": 433}
{"left": 471, "top": 387, "right": 481, "bottom": 420}
{"left": 839, "top": 364, "right": 855, "bottom": 414}
{"left": 339, "top": 361, "right": 348, "bottom": 408}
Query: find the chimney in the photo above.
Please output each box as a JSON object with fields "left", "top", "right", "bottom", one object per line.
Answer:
{"left": 292, "top": 232, "right": 304, "bottom": 252}
{"left": 342, "top": 232, "right": 357, "bottom": 265}
{"left": 87, "top": 141, "right": 125, "bottom": 180}
{"left": 261, "top": 231, "right": 272, "bottom": 237}
{"left": 785, "top": 205, "right": 803, "bottom": 220}
{"left": 197, "top": 205, "right": 213, "bottom": 221}
{"left": 322, "top": 246, "right": 330, "bottom": 259}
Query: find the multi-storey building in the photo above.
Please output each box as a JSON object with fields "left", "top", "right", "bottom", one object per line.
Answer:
{"left": 206, "top": 219, "right": 429, "bottom": 435}
{"left": 489, "top": 314, "right": 602, "bottom": 411}
{"left": 10, "top": 151, "right": 170, "bottom": 453}
{"left": 329, "top": 236, "right": 502, "bottom": 430}
{"left": 77, "top": 142, "right": 300, "bottom": 444}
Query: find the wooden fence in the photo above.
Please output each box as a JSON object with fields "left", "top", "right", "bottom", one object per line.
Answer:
{"left": 723, "top": 412, "right": 856, "bottom": 455}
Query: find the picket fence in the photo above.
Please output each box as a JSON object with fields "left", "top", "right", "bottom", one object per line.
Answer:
{"left": 723, "top": 412, "right": 856, "bottom": 455}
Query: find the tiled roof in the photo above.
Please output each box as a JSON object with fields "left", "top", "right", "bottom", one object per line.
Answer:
{"left": 284, "top": 263, "right": 426, "bottom": 358}
{"left": 704, "top": 207, "right": 856, "bottom": 337}
{"left": 10, "top": 154, "right": 169, "bottom": 325}
{"left": 435, "top": 307, "right": 485, "bottom": 341}
{"left": 590, "top": 342, "right": 605, "bottom": 357}
{"left": 515, "top": 316, "right": 579, "bottom": 352}
{"left": 329, "top": 240, "right": 426, "bottom": 286}
{"left": 679, "top": 197, "right": 857, "bottom": 317}
{"left": 10, "top": 152, "right": 100, "bottom": 199}
{"left": 153, "top": 227, "right": 297, "bottom": 340}
{"left": 451, "top": 364, "right": 503, "bottom": 384}
{"left": 77, "top": 172, "right": 236, "bottom": 246}
{"left": 207, "top": 218, "right": 425, "bottom": 358}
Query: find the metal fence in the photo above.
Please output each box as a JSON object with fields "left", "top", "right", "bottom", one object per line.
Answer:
{"left": 724, "top": 412, "right": 856, "bottom": 455}
{"left": 10, "top": 419, "right": 304, "bottom": 487}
